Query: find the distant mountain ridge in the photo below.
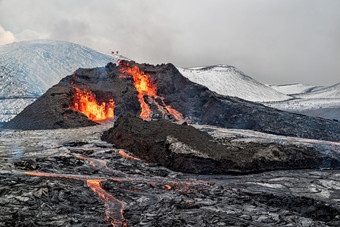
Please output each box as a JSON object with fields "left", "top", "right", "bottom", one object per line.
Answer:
{"left": 179, "top": 66, "right": 340, "bottom": 121}
{"left": 269, "top": 83, "right": 321, "bottom": 96}
{"left": 294, "top": 83, "right": 340, "bottom": 99}
{"left": 178, "top": 65, "right": 291, "bottom": 102}
{"left": 267, "top": 83, "right": 340, "bottom": 121}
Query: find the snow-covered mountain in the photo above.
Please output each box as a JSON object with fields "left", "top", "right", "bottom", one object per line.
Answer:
{"left": 293, "top": 83, "right": 340, "bottom": 99}
{"left": 178, "top": 65, "right": 291, "bottom": 102}
{"left": 0, "top": 40, "right": 122, "bottom": 122}
{"left": 0, "top": 40, "right": 122, "bottom": 97}
{"left": 269, "top": 83, "right": 321, "bottom": 95}
{"left": 265, "top": 98, "right": 340, "bottom": 121}
{"left": 179, "top": 65, "right": 340, "bottom": 121}
{"left": 266, "top": 83, "right": 340, "bottom": 121}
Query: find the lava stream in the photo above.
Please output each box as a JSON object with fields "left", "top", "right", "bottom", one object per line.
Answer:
{"left": 25, "top": 154, "right": 211, "bottom": 226}
{"left": 118, "top": 150, "right": 140, "bottom": 161}
{"left": 75, "top": 155, "right": 127, "bottom": 176}
{"left": 25, "top": 171, "right": 127, "bottom": 227}
{"left": 87, "top": 180, "right": 126, "bottom": 227}
{"left": 119, "top": 62, "right": 183, "bottom": 121}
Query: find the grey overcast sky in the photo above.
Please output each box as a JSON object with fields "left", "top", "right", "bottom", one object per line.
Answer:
{"left": 0, "top": 0, "right": 339, "bottom": 85}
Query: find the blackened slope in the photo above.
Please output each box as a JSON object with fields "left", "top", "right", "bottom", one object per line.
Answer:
{"left": 3, "top": 85, "right": 97, "bottom": 130}
{"left": 133, "top": 62, "right": 340, "bottom": 142}
{"left": 3, "top": 63, "right": 141, "bottom": 130}
{"left": 102, "top": 115, "right": 323, "bottom": 174}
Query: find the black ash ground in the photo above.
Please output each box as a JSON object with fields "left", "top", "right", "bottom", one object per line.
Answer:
{"left": 1, "top": 124, "right": 340, "bottom": 226}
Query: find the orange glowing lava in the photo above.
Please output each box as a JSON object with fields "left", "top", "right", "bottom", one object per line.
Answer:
{"left": 119, "top": 62, "right": 183, "bottom": 121}
{"left": 161, "top": 99, "right": 183, "bottom": 121}
{"left": 120, "top": 64, "right": 156, "bottom": 120}
{"left": 71, "top": 87, "right": 115, "bottom": 121}
{"left": 87, "top": 180, "right": 127, "bottom": 227}
{"left": 164, "top": 185, "right": 172, "bottom": 190}
{"left": 25, "top": 155, "right": 211, "bottom": 226}
{"left": 75, "top": 155, "right": 113, "bottom": 172}
{"left": 118, "top": 150, "right": 140, "bottom": 161}
{"left": 25, "top": 171, "right": 127, "bottom": 227}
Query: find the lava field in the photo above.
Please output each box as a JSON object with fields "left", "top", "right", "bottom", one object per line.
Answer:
{"left": 0, "top": 123, "right": 340, "bottom": 226}
{"left": 1, "top": 61, "right": 340, "bottom": 226}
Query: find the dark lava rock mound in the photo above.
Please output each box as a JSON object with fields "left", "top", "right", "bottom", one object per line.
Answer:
{"left": 102, "top": 115, "right": 326, "bottom": 174}
{"left": 4, "top": 61, "right": 340, "bottom": 143}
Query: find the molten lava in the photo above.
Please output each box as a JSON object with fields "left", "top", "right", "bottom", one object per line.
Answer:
{"left": 25, "top": 154, "right": 210, "bottom": 226}
{"left": 87, "top": 180, "right": 126, "bottom": 227}
{"left": 25, "top": 171, "right": 127, "bottom": 227}
{"left": 71, "top": 87, "right": 115, "bottom": 121}
{"left": 120, "top": 64, "right": 156, "bottom": 120}
{"left": 118, "top": 150, "right": 140, "bottom": 161}
{"left": 119, "top": 62, "right": 183, "bottom": 121}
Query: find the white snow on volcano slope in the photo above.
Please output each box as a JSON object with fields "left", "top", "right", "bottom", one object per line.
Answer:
{"left": 0, "top": 40, "right": 122, "bottom": 97}
{"left": 293, "top": 83, "right": 340, "bottom": 99}
{"left": 269, "top": 83, "right": 321, "bottom": 95}
{"left": 266, "top": 83, "right": 340, "bottom": 121}
{"left": 178, "top": 65, "right": 292, "bottom": 102}
{"left": 0, "top": 40, "right": 125, "bottom": 122}
{"left": 265, "top": 98, "right": 340, "bottom": 121}
{"left": 0, "top": 98, "right": 37, "bottom": 122}
{"left": 178, "top": 65, "right": 340, "bottom": 121}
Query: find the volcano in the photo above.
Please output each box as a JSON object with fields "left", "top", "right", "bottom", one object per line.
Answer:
{"left": 4, "top": 60, "right": 340, "bottom": 142}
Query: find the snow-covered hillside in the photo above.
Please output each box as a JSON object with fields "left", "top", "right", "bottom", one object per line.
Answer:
{"left": 269, "top": 83, "right": 321, "bottom": 95}
{"left": 0, "top": 40, "right": 122, "bottom": 122}
{"left": 266, "top": 83, "right": 340, "bottom": 121}
{"left": 294, "top": 83, "right": 340, "bottom": 99}
{"left": 265, "top": 98, "right": 340, "bottom": 121}
{"left": 178, "top": 65, "right": 339, "bottom": 121}
{"left": 178, "top": 65, "right": 291, "bottom": 102}
{"left": 0, "top": 40, "right": 121, "bottom": 97}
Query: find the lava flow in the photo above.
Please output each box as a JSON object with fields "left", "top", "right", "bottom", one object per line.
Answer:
{"left": 71, "top": 87, "right": 115, "bottom": 121}
{"left": 25, "top": 171, "right": 127, "bottom": 227}
{"left": 87, "top": 179, "right": 126, "bottom": 227}
{"left": 119, "top": 62, "right": 183, "bottom": 121}
{"left": 25, "top": 153, "right": 211, "bottom": 226}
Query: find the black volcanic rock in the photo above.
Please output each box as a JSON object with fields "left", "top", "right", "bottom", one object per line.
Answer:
{"left": 1, "top": 124, "right": 340, "bottom": 226}
{"left": 2, "top": 86, "right": 98, "bottom": 130}
{"left": 4, "top": 64, "right": 140, "bottom": 130}
{"left": 101, "top": 115, "right": 324, "bottom": 174}
{"left": 4, "top": 61, "right": 340, "bottom": 143}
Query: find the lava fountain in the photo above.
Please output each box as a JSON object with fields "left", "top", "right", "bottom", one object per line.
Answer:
{"left": 119, "top": 62, "right": 183, "bottom": 121}
{"left": 70, "top": 87, "right": 115, "bottom": 121}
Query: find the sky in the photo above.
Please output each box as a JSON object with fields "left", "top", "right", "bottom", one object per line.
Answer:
{"left": 0, "top": 0, "right": 339, "bottom": 85}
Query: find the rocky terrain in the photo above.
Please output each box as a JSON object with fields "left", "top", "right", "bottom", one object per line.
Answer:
{"left": 1, "top": 124, "right": 340, "bottom": 226}
{"left": 102, "top": 115, "right": 340, "bottom": 174}
{"left": 4, "top": 61, "right": 340, "bottom": 143}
